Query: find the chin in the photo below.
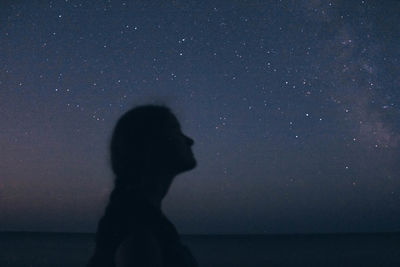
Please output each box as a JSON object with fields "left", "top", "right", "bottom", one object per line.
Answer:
{"left": 180, "top": 158, "right": 197, "bottom": 172}
{"left": 188, "top": 158, "right": 197, "bottom": 169}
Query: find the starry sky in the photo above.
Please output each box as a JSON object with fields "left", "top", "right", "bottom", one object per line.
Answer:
{"left": 1, "top": 0, "right": 399, "bottom": 234}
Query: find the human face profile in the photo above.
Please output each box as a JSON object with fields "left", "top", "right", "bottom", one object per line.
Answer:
{"left": 164, "top": 118, "right": 196, "bottom": 173}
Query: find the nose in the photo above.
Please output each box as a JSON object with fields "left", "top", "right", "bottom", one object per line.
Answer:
{"left": 186, "top": 135, "right": 194, "bottom": 146}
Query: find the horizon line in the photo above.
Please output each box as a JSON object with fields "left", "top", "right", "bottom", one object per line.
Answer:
{"left": 1, "top": 230, "right": 399, "bottom": 236}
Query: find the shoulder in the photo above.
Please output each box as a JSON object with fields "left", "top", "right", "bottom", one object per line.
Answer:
{"left": 115, "top": 228, "right": 164, "bottom": 267}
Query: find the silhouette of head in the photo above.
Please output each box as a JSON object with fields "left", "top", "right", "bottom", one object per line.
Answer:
{"left": 110, "top": 105, "right": 196, "bottom": 189}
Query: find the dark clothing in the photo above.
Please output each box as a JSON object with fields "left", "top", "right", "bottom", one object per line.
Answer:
{"left": 88, "top": 195, "right": 198, "bottom": 267}
{"left": 148, "top": 206, "right": 198, "bottom": 267}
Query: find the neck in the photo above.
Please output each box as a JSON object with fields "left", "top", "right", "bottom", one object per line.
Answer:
{"left": 136, "top": 173, "right": 175, "bottom": 209}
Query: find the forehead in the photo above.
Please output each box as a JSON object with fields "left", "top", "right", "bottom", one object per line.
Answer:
{"left": 165, "top": 113, "right": 181, "bottom": 128}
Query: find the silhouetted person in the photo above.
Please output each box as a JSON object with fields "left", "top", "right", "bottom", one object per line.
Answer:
{"left": 87, "top": 105, "right": 198, "bottom": 267}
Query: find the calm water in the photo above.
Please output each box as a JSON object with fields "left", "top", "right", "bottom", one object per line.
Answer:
{"left": 0, "top": 232, "right": 399, "bottom": 266}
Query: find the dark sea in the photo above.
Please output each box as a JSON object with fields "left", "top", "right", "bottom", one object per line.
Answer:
{"left": 0, "top": 232, "right": 399, "bottom": 267}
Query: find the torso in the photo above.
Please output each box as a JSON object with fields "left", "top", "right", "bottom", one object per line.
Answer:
{"left": 116, "top": 200, "right": 198, "bottom": 267}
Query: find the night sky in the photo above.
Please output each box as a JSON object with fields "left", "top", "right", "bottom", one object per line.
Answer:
{"left": 1, "top": 0, "right": 399, "bottom": 234}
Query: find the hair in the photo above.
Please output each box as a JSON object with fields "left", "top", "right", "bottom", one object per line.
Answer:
{"left": 87, "top": 104, "right": 178, "bottom": 267}
{"left": 110, "top": 104, "right": 178, "bottom": 186}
